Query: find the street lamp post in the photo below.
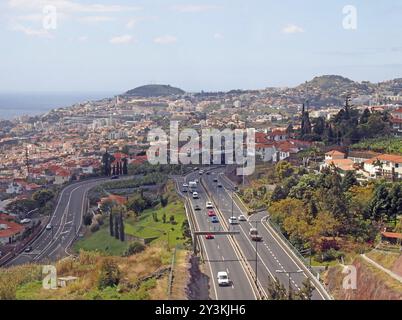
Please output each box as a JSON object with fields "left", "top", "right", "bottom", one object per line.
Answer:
{"left": 275, "top": 269, "right": 303, "bottom": 299}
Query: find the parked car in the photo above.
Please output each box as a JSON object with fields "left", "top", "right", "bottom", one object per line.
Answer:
{"left": 111, "top": 175, "right": 119, "bottom": 180}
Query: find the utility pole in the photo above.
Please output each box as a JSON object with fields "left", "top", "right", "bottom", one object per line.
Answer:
{"left": 275, "top": 269, "right": 303, "bottom": 299}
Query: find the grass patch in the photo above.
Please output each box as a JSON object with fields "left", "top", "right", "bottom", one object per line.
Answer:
{"left": 73, "top": 226, "right": 129, "bottom": 256}
{"left": 126, "top": 200, "right": 187, "bottom": 247}
{"left": 366, "top": 250, "right": 401, "bottom": 270}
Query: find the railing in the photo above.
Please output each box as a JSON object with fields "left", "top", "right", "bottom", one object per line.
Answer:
{"left": 265, "top": 217, "right": 317, "bottom": 276}
{"left": 167, "top": 247, "right": 177, "bottom": 298}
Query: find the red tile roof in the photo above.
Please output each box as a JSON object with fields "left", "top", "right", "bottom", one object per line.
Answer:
{"left": 0, "top": 218, "right": 24, "bottom": 238}
{"left": 381, "top": 232, "right": 402, "bottom": 240}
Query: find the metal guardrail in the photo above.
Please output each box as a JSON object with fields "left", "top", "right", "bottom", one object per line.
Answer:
{"left": 167, "top": 247, "right": 177, "bottom": 298}
{"left": 266, "top": 217, "right": 317, "bottom": 276}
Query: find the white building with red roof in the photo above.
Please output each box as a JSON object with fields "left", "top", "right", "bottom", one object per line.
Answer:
{"left": 363, "top": 154, "right": 402, "bottom": 179}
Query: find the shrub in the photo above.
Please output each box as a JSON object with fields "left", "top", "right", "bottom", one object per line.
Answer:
{"left": 97, "top": 259, "right": 120, "bottom": 289}
{"left": 124, "top": 242, "right": 146, "bottom": 256}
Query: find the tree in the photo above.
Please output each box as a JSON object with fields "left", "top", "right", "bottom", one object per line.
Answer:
{"left": 109, "top": 210, "right": 114, "bottom": 237}
{"left": 5, "top": 199, "right": 37, "bottom": 217}
{"left": 296, "top": 278, "right": 314, "bottom": 300}
{"left": 360, "top": 108, "right": 371, "bottom": 124}
{"left": 341, "top": 171, "right": 358, "bottom": 192}
{"left": 32, "top": 189, "right": 54, "bottom": 207}
{"left": 275, "top": 161, "right": 295, "bottom": 181}
{"left": 267, "top": 277, "right": 288, "bottom": 300}
{"left": 162, "top": 213, "right": 167, "bottom": 224}
{"left": 169, "top": 215, "right": 175, "bottom": 224}
{"left": 388, "top": 183, "right": 402, "bottom": 224}
{"left": 160, "top": 195, "right": 168, "bottom": 207}
{"left": 83, "top": 212, "right": 93, "bottom": 226}
{"left": 271, "top": 185, "right": 286, "bottom": 202}
{"left": 369, "top": 183, "right": 390, "bottom": 222}
{"left": 97, "top": 259, "right": 120, "bottom": 289}
{"left": 122, "top": 158, "right": 128, "bottom": 175}
{"left": 313, "top": 117, "right": 325, "bottom": 136}
{"left": 114, "top": 214, "right": 119, "bottom": 240}
{"left": 119, "top": 212, "right": 125, "bottom": 242}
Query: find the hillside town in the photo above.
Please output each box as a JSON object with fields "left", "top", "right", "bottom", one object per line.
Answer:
{"left": 1, "top": 77, "right": 402, "bottom": 252}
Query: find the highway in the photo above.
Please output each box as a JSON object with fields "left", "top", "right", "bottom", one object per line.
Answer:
{"left": 202, "top": 167, "right": 328, "bottom": 300}
{"left": 176, "top": 170, "right": 258, "bottom": 300}
{"left": 6, "top": 178, "right": 107, "bottom": 267}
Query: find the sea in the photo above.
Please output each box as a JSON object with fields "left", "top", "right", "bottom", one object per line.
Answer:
{"left": 0, "top": 92, "right": 117, "bottom": 120}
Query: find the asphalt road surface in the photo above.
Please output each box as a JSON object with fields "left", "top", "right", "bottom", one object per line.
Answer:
{"left": 6, "top": 178, "right": 107, "bottom": 267}
{"left": 176, "top": 170, "right": 258, "bottom": 300}
{"left": 202, "top": 168, "right": 327, "bottom": 300}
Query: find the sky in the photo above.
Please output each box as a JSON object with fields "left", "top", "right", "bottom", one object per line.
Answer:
{"left": 0, "top": 0, "right": 402, "bottom": 93}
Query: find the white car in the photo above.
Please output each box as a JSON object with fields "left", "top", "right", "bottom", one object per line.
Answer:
{"left": 199, "top": 170, "right": 204, "bottom": 175}
{"left": 206, "top": 201, "right": 214, "bottom": 209}
{"left": 182, "top": 183, "right": 189, "bottom": 188}
{"left": 20, "top": 218, "right": 32, "bottom": 224}
{"left": 238, "top": 215, "right": 247, "bottom": 222}
{"left": 192, "top": 192, "right": 199, "bottom": 199}
{"left": 228, "top": 216, "right": 238, "bottom": 225}
{"left": 217, "top": 271, "right": 230, "bottom": 286}
{"left": 46, "top": 223, "right": 52, "bottom": 230}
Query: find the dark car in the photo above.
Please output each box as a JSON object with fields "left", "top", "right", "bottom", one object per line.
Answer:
{"left": 194, "top": 205, "right": 201, "bottom": 211}
{"left": 111, "top": 175, "right": 120, "bottom": 180}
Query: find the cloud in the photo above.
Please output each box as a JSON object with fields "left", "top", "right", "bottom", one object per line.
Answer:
{"left": 79, "top": 16, "right": 115, "bottom": 23}
{"left": 213, "top": 33, "right": 224, "bottom": 40}
{"left": 126, "top": 16, "right": 158, "bottom": 29}
{"left": 11, "top": 23, "right": 52, "bottom": 38}
{"left": 172, "top": 4, "right": 220, "bottom": 13}
{"left": 8, "top": 0, "right": 141, "bottom": 13}
{"left": 109, "top": 34, "right": 135, "bottom": 44}
{"left": 153, "top": 35, "right": 177, "bottom": 44}
{"left": 77, "top": 35, "right": 88, "bottom": 42}
{"left": 282, "top": 24, "right": 304, "bottom": 34}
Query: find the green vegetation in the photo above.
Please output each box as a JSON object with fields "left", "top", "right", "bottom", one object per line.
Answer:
{"left": 6, "top": 189, "right": 55, "bottom": 217}
{"left": 125, "top": 84, "right": 185, "bottom": 97}
{"left": 351, "top": 137, "right": 402, "bottom": 155}
{"left": 74, "top": 227, "right": 129, "bottom": 256}
{"left": 266, "top": 161, "right": 402, "bottom": 264}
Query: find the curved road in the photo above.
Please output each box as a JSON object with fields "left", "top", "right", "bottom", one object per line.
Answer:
{"left": 6, "top": 178, "right": 107, "bottom": 267}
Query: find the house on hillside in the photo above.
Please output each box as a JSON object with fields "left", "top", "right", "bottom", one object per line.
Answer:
{"left": 390, "top": 108, "right": 402, "bottom": 137}
{"left": 325, "top": 150, "right": 346, "bottom": 161}
{"left": 363, "top": 154, "right": 402, "bottom": 179}
{"left": 0, "top": 214, "right": 24, "bottom": 244}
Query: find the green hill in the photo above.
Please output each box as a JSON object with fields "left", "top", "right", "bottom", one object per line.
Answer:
{"left": 125, "top": 84, "right": 185, "bottom": 97}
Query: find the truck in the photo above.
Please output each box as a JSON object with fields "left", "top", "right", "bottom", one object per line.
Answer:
{"left": 249, "top": 228, "right": 262, "bottom": 241}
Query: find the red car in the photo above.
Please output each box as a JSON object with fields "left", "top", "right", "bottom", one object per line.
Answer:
{"left": 207, "top": 210, "right": 216, "bottom": 217}
{"left": 205, "top": 234, "right": 215, "bottom": 240}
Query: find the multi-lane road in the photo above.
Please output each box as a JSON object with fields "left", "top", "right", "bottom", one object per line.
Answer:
{"left": 177, "top": 167, "right": 331, "bottom": 300}
{"left": 6, "top": 178, "right": 107, "bottom": 267}
{"left": 176, "top": 171, "right": 258, "bottom": 300}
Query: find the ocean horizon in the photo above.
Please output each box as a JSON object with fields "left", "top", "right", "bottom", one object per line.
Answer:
{"left": 0, "top": 92, "right": 117, "bottom": 120}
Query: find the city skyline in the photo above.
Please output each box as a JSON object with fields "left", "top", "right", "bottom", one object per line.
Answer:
{"left": 1, "top": 0, "right": 402, "bottom": 92}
